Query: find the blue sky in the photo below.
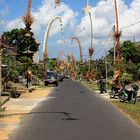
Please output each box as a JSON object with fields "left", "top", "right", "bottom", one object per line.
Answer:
{"left": 0, "top": 0, "right": 140, "bottom": 61}
{"left": 0, "top": 0, "right": 132, "bottom": 21}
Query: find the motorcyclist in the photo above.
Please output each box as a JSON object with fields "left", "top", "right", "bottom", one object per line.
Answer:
{"left": 111, "top": 71, "right": 120, "bottom": 93}
{"left": 118, "top": 80, "right": 125, "bottom": 96}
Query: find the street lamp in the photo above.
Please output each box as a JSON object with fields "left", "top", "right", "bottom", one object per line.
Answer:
{"left": 23, "top": 31, "right": 38, "bottom": 89}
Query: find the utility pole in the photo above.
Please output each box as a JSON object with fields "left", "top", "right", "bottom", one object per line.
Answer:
{"left": 113, "top": 25, "right": 116, "bottom": 65}
{"left": 105, "top": 50, "right": 108, "bottom": 89}
{"left": 114, "top": 0, "right": 121, "bottom": 86}
{"left": 133, "top": 34, "right": 135, "bottom": 43}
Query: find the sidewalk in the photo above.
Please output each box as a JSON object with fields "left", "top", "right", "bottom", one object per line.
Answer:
{"left": 0, "top": 87, "right": 54, "bottom": 140}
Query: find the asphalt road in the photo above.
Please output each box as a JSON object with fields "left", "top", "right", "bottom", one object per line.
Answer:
{"left": 9, "top": 80, "right": 140, "bottom": 140}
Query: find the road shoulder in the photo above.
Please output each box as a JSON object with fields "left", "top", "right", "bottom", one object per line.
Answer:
{"left": 0, "top": 87, "right": 54, "bottom": 140}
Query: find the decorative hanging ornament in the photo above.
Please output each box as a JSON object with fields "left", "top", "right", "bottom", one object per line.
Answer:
{"left": 83, "top": 16, "right": 86, "bottom": 30}
{"left": 83, "top": 5, "right": 91, "bottom": 15}
{"left": 55, "top": 0, "right": 61, "bottom": 7}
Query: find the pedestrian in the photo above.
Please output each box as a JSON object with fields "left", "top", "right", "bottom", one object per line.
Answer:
{"left": 86, "top": 71, "right": 90, "bottom": 81}
{"left": 98, "top": 77, "right": 106, "bottom": 93}
{"left": 80, "top": 73, "right": 83, "bottom": 81}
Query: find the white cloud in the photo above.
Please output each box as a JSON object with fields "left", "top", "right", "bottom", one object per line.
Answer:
{"left": 74, "top": 0, "right": 140, "bottom": 59}
{"left": 5, "top": 0, "right": 77, "bottom": 36}
{"left": 5, "top": 18, "right": 24, "bottom": 30}
{"left": 56, "top": 39, "right": 67, "bottom": 46}
{"left": 0, "top": 20, "right": 6, "bottom": 26}
{"left": 32, "top": 1, "right": 78, "bottom": 38}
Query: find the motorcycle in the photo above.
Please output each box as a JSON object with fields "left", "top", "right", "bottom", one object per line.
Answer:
{"left": 120, "top": 84, "right": 139, "bottom": 104}
{"left": 110, "top": 83, "right": 121, "bottom": 98}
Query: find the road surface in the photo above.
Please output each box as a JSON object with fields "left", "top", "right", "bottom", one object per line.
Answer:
{"left": 9, "top": 80, "right": 140, "bottom": 140}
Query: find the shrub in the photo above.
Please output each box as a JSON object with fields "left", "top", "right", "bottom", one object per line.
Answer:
{"left": 107, "top": 67, "right": 114, "bottom": 77}
{"left": 121, "top": 73, "right": 133, "bottom": 84}
{"left": 126, "top": 63, "right": 138, "bottom": 80}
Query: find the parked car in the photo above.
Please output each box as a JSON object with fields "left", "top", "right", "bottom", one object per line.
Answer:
{"left": 64, "top": 74, "right": 70, "bottom": 79}
{"left": 45, "top": 71, "right": 58, "bottom": 86}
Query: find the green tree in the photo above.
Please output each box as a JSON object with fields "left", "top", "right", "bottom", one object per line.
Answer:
{"left": 121, "top": 40, "right": 138, "bottom": 62}
{"left": 47, "top": 58, "right": 57, "bottom": 71}
{"left": 94, "top": 58, "right": 106, "bottom": 78}
{"left": 133, "top": 44, "right": 140, "bottom": 63}
{"left": 2, "top": 28, "right": 42, "bottom": 82}
{"left": 121, "top": 73, "right": 133, "bottom": 84}
{"left": 5, "top": 28, "right": 39, "bottom": 55}
{"left": 137, "top": 63, "right": 140, "bottom": 80}
{"left": 79, "top": 64, "right": 89, "bottom": 77}
{"left": 126, "top": 62, "right": 138, "bottom": 80}
{"left": 2, "top": 55, "right": 19, "bottom": 82}
{"left": 107, "top": 67, "right": 114, "bottom": 78}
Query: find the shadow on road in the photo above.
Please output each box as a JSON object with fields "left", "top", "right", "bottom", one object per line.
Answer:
{"left": 2, "top": 111, "right": 80, "bottom": 121}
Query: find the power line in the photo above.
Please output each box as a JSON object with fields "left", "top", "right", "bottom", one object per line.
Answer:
{"left": 121, "top": 31, "right": 140, "bottom": 36}
{"left": 93, "top": 20, "right": 140, "bottom": 57}
{"left": 94, "top": 28, "right": 113, "bottom": 55}
{"left": 120, "top": 20, "right": 140, "bottom": 29}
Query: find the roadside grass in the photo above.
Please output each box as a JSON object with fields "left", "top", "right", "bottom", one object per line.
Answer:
{"left": 81, "top": 80, "right": 111, "bottom": 91}
{"left": 81, "top": 80, "right": 140, "bottom": 125}
{"left": 112, "top": 101, "right": 140, "bottom": 125}
{"left": 81, "top": 80, "right": 99, "bottom": 90}
{"left": 38, "top": 81, "right": 47, "bottom": 88}
{"left": 38, "top": 84, "right": 46, "bottom": 88}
